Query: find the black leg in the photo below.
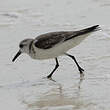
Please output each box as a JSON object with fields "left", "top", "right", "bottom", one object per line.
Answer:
{"left": 47, "top": 58, "right": 59, "bottom": 78}
{"left": 65, "top": 53, "right": 84, "bottom": 74}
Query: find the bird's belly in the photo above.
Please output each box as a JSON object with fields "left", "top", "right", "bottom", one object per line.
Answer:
{"left": 33, "top": 34, "right": 90, "bottom": 59}
{"left": 32, "top": 46, "right": 65, "bottom": 59}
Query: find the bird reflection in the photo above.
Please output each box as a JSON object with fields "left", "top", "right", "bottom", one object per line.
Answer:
{"left": 47, "top": 73, "right": 84, "bottom": 90}
{"left": 78, "top": 73, "right": 84, "bottom": 89}
{"left": 21, "top": 75, "right": 84, "bottom": 110}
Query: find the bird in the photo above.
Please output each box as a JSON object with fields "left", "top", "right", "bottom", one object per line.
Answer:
{"left": 12, "top": 25, "right": 99, "bottom": 79}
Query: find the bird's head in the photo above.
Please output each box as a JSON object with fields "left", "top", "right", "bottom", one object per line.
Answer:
{"left": 12, "top": 39, "right": 33, "bottom": 62}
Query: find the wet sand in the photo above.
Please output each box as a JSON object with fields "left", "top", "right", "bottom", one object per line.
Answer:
{"left": 0, "top": 0, "right": 110, "bottom": 110}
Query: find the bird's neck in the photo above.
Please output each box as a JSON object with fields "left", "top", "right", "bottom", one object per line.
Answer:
{"left": 28, "top": 42, "right": 36, "bottom": 59}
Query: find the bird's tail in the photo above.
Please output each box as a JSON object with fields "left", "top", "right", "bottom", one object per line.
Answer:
{"left": 77, "top": 25, "right": 100, "bottom": 36}
{"left": 65, "top": 25, "right": 100, "bottom": 41}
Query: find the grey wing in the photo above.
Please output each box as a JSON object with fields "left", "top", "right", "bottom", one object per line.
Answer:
{"left": 34, "top": 25, "right": 99, "bottom": 49}
{"left": 34, "top": 32, "right": 68, "bottom": 49}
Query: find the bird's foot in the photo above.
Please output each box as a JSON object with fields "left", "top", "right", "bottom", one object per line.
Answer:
{"left": 47, "top": 74, "right": 52, "bottom": 79}
{"left": 47, "top": 75, "right": 56, "bottom": 82}
{"left": 78, "top": 67, "right": 84, "bottom": 73}
{"left": 78, "top": 67, "right": 84, "bottom": 78}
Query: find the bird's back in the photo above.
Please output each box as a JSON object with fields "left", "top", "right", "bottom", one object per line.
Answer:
{"left": 34, "top": 25, "right": 99, "bottom": 49}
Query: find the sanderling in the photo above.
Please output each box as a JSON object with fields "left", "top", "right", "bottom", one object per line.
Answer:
{"left": 12, "top": 25, "right": 99, "bottom": 78}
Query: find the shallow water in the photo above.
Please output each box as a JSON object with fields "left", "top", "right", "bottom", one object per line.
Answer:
{"left": 0, "top": 0, "right": 110, "bottom": 110}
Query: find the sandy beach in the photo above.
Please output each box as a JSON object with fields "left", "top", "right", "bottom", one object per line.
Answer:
{"left": 0, "top": 0, "right": 110, "bottom": 110}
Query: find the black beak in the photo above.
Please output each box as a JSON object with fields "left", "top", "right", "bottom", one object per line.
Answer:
{"left": 12, "top": 50, "right": 21, "bottom": 62}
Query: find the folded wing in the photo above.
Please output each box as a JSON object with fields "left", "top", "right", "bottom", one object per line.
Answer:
{"left": 34, "top": 25, "right": 99, "bottom": 49}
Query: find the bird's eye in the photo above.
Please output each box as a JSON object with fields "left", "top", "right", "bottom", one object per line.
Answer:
{"left": 19, "top": 44, "right": 24, "bottom": 48}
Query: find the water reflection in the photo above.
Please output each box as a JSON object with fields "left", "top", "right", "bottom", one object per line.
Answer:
{"left": 21, "top": 77, "right": 84, "bottom": 110}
